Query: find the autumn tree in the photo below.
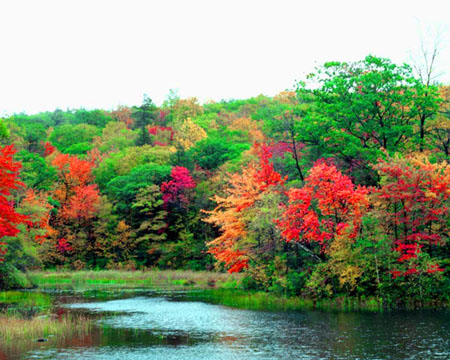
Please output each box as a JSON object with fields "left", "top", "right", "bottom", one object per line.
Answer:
{"left": 110, "top": 106, "right": 134, "bottom": 128}
{"left": 44, "top": 153, "right": 102, "bottom": 267}
{"left": 173, "top": 118, "right": 207, "bottom": 150}
{"left": 204, "top": 144, "right": 285, "bottom": 273}
{"left": 373, "top": 154, "right": 449, "bottom": 277}
{"left": 277, "top": 161, "right": 369, "bottom": 260}
{"left": 0, "top": 145, "right": 28, "bottom": 263}
{"left": 161, "top": 166, "right": 196, "bottom": 210}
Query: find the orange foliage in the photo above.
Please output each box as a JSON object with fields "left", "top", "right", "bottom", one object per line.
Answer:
{"left": 62, "top": 184, "right": 100, "bottom": 221}
{"left": 21, "top": 189, "right": 53, "bottom": 244}
{"left": 204, "top": 144, "right": 285, "bottom": 272}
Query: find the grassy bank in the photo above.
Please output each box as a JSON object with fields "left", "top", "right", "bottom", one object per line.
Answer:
{"left": 28, "top": 269, "right": 243, "bottom": 290}
{"left": 0, "top": 313, "right": 91, "bottom": 351}
{"left": 183, "top": 289, "right": 384, "bottom": 312}
{"left": 26, "top": 270, "right": 384, "bottom": 311}
{"left": 23, "top": 270, "right": 447, "bottom": 311}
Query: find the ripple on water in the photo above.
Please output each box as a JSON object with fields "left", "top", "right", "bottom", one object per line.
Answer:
{"left": 23, "top": 296, "right": 450, "bottom": 360}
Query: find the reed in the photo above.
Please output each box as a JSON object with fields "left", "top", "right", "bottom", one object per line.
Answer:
{"left": 185, "top": 289, "right": 385, "bottom": 312}
{"left": 0, "top": 313, "right": 91, "bottom": 349}
{"left": 28, "top": 269, "right": 242, "bottom": 290}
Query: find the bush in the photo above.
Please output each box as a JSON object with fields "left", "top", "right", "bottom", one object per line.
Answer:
{"left": 0, "top": 264, "right": 33, "bottom": 290}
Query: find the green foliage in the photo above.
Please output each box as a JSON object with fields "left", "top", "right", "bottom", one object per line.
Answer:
{"left": 0, "top": 119, "right": 10, "bottom": 139}
{"left": 49, "top": 124, "right": 100, "bottom": 154}
{"left": 189, "top": 136, "right": 250, "bottom": 170}
{"left": 2, "top": 54, "right": 448, "bottom": 308}
{"left": 106, "top": 164, "right": 171, "bottom": 215}
{"left": 73, "top": 109, "right": 113, "bottom": 127}
{"left": 0, "top": 263, "right": 33, "bottom": 290}
{"left": 95, "top": 145, "right": 174, "bottom": 189}
{"left": 16, "top": 151, "right": 57, "bottom": 190}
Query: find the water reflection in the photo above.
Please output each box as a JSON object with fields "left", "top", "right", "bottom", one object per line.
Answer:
{"left": 7, "top": 293, "right": 450, "bottom": 360}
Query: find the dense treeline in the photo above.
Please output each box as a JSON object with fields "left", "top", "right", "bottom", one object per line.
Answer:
{"left": 0, "top": 56, "right": 449, "bottom": 306}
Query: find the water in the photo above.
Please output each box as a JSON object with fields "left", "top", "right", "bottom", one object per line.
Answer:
{"left": 9, "top": 292, "right": 450, "bottom": 359}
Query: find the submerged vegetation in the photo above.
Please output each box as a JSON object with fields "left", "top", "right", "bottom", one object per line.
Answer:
{"left": 0, "top": 55, "right": 449, "bottom": 308}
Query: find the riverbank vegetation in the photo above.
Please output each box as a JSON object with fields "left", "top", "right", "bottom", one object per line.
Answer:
{"left": 0, "top": 55, "right": 449, "bottom": 308}
{"left": 0, "top": 313, "right": 91, "bottom": 352}
{"left": 28, "top": 270, "right": 241, "bottom": 289}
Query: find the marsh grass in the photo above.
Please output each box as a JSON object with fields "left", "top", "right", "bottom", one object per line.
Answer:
{"left": 28, "top": 269, "right": 242, "bottom": 290}
{"left": 26, "top": 270, "right": 385, "bottom": 312}
{"left": 0, "top": 313, "right": 91, "bottom": 351}
{"left": 0, "top": 291, "right": 52, "bottom": 308}
{"left": 185, "top": 289, "right": 384, "bottom": 312}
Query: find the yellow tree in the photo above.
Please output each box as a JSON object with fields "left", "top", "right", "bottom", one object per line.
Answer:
{"left": 174, "top": 118, "right": 207, "bottom": 150}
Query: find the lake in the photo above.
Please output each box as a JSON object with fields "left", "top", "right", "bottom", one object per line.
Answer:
{"left": 5, "top": 290, "right": 450, "bottom": 360}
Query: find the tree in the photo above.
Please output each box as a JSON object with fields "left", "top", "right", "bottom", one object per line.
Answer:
{"left": 373, "top": 154, "right": 449, "bottom": 277}
{"left": 110, "top": 106, "right": 134, "bottom": 128}
{"left": 428, "top": 86, "right": 450, "bottom": 157}
{"left": 131, "top": 185, "right": 168, "bottom": 266}
{"left": 161, "top": 166, "right": 196, "bottom": 209}
{"left": 134, "top": 95, "right": 157, "bottom": 146}
{"left": 189, "top": 137, "right": 250, "bottom": 171}
{"left": 45, "top": 153, "right": 102, "bottom": 267}
{"left": 204, "top": 144, "right": 285, "bottom": 273}
{"left": 173, "top": 118, "right": 207, "bottom": 150}
{"left": 277, "top": 161, "right": 369, "bottom": 260}
{"left": 0, "top": 145, "right": 28, "bottom": 262}
{"left": 301, "top": 56, "right": 440, "bottom": 180}
{"left": 49, "top": 124, "right": 100, "bottom": 154}
{"left": 92, "top": 121, "right": 138, "bottom": 154}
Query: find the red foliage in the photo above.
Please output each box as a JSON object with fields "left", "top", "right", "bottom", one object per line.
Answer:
{"left": 161, "top": 166, "right": 195, "bottom": 207}
{"left": 62, "top": 184, "right": 100, "bottom": 221}
{"left": 148, "top": 126, "right": 174, "bottom": 142}
{"left": 253, "top": 143, "right": 286, "bottom": 191}
{"left": 277, "top": 160, "right": 369, "bottom": 251}
{"left": 43, "top": 141, "right": 56, "bottom": 157}
{"left": 56, "top": 238, "right": 73, "bottom": 253}
{"left": 51, "top": 153, "right": 95, "bottom": 189}
{"left": 0, "top": 145, "right": 28, "bottom": 262}
{"left": 374, "top": 156, "right": 449, "bottom": 277}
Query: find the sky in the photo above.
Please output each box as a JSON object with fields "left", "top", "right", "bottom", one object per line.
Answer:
{"left": 0, "top": 0, "right": 449, "bottom": 115}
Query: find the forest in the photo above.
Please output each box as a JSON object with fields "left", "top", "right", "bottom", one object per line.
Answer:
{"left": 1, "top": 55, "right": 449, "bottom": 307}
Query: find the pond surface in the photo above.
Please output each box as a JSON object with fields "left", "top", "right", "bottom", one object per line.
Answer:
{"left": 7, "top": 291, "right": 450, "bottom": 360}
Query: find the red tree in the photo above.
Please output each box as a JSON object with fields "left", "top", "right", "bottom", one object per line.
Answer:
{"left": 277, "top": 160, "right": 369, "bottom": 254}
{"left": 373, "top": 155, "right": 448, "bottom": 276}
{"left": 161, "top": 166, "right": 196, "bottom": 208}
{"left": 0, "top": 145, "right": 28, "bottom": 262}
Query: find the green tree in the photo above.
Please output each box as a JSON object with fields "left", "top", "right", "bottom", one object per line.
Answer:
{"left": 131, "top": 185, "right": 167, "bottom": 266}
{"left": 134, "top": 95, "right": 157, "bottom": 146}
{"left": 301, "top": 55, "right": 440, "bottom": 182}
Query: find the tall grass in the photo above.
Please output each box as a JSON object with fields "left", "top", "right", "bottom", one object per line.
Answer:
{"left": 0, "top": 291, "right": 52, "bottom": 308}
{"left": 28, "top": 269, "right": 243, "bottom": 290}
{"left": 0, "top": 314, "right": 91, "bottom": 350}
{"left": 185, "top": 289, "right": 384, "bottom": 312}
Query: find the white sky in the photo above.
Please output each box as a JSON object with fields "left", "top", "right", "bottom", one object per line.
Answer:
{"left": 0, "top": 0, "right": 449, "bottom": 115}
